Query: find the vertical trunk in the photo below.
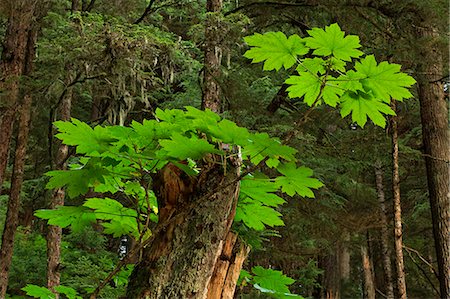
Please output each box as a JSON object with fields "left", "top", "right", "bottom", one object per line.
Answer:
{"left": 0, "top": 0, "right": 37, "bottom": 192}
{"left": 322, "top": 251, "right": 340, "bottom": 299}
{"left": 390, "top": 102, "right": 407, "bottom": 298}
{"left": 361, "top": 244, "right": 376, "bottom": 299}
{"left": 374, "top": 163, "right": 395, "bottom": 299}
{"left": 126, "top": 165, "right": 240, "bottom": 298}
{"left": 339, "top": 231, "right": 350, "bottom": 281}
{"left": 0, "top": 94, "right": 33, "bottom": 298}
{"left": 416, "top": 24, "right": 450, "bottom": 298}
{"left": 201, "top": 0, "right": 223, "bottom": 112}
{"left": 47, "top": 80, "right": 72, "bottom": 296}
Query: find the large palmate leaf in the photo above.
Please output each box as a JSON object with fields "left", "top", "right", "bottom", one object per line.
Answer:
{"left": 340, "top": 91, "right": 395, "bottom": 127}
{"left": 243, "top": 133, "right": 297, "bottom": 167}
{"left": 244, "top": 32, "right": 308, "bottom": 71}
{"left": 35, "top": 206, "right": 96, "bottom": 232}
{"left": 252, "top": 266, "right": 295, "bottom": 293}
{"left": 84, "top": 198, "right": 139, "bottom": 238}
{"left": 240, "top": 177, "right": 285, "bottom": 207}
{"left": 275, "top": 163, "right": 323, "bottom": 197}
{"left": 22, "top": 285, "right": 56, "bottom": 299}
{"left": 54, "top": 118, "right": 118, "bottom": 155}
{"left": 285, "top": 73, "right": 344, "bottom": 107}
{"left": 235, "top": 200, "right": 284, "bottom": 231}
{"left": 355, "top": 55, "right": 416, "bottom": 102}
{"left": 304, "top": 23, "right": 363, "bottom": 61}
{"left": 159, "top": 133, "right": 221, "bottom": 160}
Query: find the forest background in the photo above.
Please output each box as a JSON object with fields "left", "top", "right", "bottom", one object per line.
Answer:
{"left": 0, "top": 0, "right": 448, "bottom": 298}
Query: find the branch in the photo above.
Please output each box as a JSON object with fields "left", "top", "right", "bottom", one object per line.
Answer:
{"left": 134, "top": 0, "right": 157, "bottom": 24}
{"left": 225, "top": 1, "right": 315, "bottom": 16}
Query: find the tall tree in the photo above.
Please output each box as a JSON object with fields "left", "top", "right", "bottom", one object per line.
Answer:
{"left": 0, "top": 0, "right": 37, "bottom": 192}
{"left": 390, "top": 102, "right": 407, "bottom": 299}
{"left": 416, "top": 23, "right": 450, "bottom": 298}
{"left": 46, "top": 75, "right": 73, "bottom": 296}
{"left": 375, "top": 162, "right": 395, "bottom": 299}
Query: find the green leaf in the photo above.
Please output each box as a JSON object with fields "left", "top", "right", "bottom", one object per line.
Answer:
{"left": 244, "top": 32, "right": 308, "bottom": 71}
{"left": 22, "top": 285, "right": 55, "bottom": 299}
{"left": 252, "top": 266, "right": 295, "bottom": 294}
{"left": 54, "top": 119, "right": 118, "bottom": 155}
{"left": 83, "top": 198, "right": 139, "bottom": 238}
{"left": 243, "top": 133, "right": 297, "bottom": 166}
{"left": 285, "top": 72, "right": 321, "bottom": 106}
{"left": 54, "top": 286, "right": 82, "bottom": 299}
{"left": 240, "top": 176, "right": 285, "bottom": 207}
{"left": 35, "top": 206, "right": 96, "bottom": 232}
{"left": 159, "top": 133, "right": 221, "bottom": 160}
{"left": 275, "top": 163, "right": 323, "bottom": 197}
{"left": 304, "top": 23, "right": 363, "bottom": 61}
{"left": 296, "top": 58, "right": 326, "bottom": 75}
{"left": 333, "top": 70, "right": 365, "bottom": 92}
{"left": 208, "top": 119, "right": 250, "bottom": 145}
{"left": 286, "top": 73, "right": 344, "bottom": 107}
{"left": 355, "top": 55, "right": 416, "bottom": 102}
{"left": 340, "top": 91, "right": 395, "bottom": 128}
{"left": 235, "top": 201, "right": 284, "bottom": 230}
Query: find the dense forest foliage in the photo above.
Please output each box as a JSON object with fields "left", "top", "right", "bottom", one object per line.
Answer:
{"left": 0, "top": 0, "right": 448, "bottom": 298}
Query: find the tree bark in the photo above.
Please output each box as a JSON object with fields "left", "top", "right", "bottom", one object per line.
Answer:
{"left": 390, "top": 102, "right": 407, "bottom": 299}
{"left": 126, "top": 163, "right": 241, "bottom": 298}
{"left": 416, "top": 24, "right": 450, "bottom": 299}
{"left": 201, "top": 0, "right": 223, "bottom": 112}
{"left": 0, "top": 0, "right": 37, "bottom": 193}
{"left": 338, "top": 231, "right": 350, "bottom": 281}
{"left": 0, "top": 94, "right": 33, "bottom": 298}
{"left": 374, "top": 162, "right": 395, "bottom": 299}
{"left": 46, "top": 78, "right": 72, "bottom": 296}
{"left": 361, "top": 244, "right": 376, "bottom": 299}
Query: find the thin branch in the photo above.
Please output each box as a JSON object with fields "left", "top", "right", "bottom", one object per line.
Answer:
{"left": 134, "top": 0, "right": 157, "bottom": 24}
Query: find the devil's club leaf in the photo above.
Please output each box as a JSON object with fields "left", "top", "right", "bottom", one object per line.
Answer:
{"left": 235, "top": 201, "right": 284, "bottom": 231}
{"left": 355, "top": 55, "right": 416, "bottom": 102}
{"left": 159, "top": 133, "right": 221, "bottom": 160}
{"left": 34, "top": 206, "right": 96, "bottom": 232}
{"left": 275, "top": 163, "right": 323, "bottom": 197}
{"left": 304, "top": 23, "right": 363, "bottom": 61}
{"left": 244, "top": 32, "right": 308, "bottom": 71}
{"left": 252, "top": 266, "right": 295, "bottom": 293}
{"left": 340, "top": 91, "right": 395, "bottom": 127}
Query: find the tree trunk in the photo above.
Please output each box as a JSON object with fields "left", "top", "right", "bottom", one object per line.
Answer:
{"left": 201, "top": 0, "right": 223, "bottom": 112}
{"left": 390, "top": 102, "right": 407, "bottom": 299}
{"left": 126, "top": 163, "right": 241, "bottom": 298}
{"left": 339, "top": 231, "right": 350, "bottom": 281}
{"left": 47, "top": 78, "right": 73, "bottom": 296}
{"left": 0, "top": 0, "right": 37, "bottom": 193}
{"left": 361, "top": 244, "right": 376, "bottom": 299}
{"left": 206, "top": 232, "right": 250, "bottom": 299}
{"left": 0, "top": 94, "right": 33, "bottom": 298}
{"left": 416, "top": 24, "right": 450, "bottom": 299}
{"left": 374, "top": 162, "right": 395, "bottom": 299}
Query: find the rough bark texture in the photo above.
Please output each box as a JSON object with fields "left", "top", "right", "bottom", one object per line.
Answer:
{"left": 201, "top": 0, "right": 223, "bottom": 112}
{"left": 0, "top": 0, "right": 37, "bottom": 192}
{"left": 374, "top": 163, "right": 395, "bottom": 299}
{"left": 338, "top": 232, "right": 350, "bottom": 281}
{"left": 361, "top": 244, "right": 376, "bottom": 299}
{"left": 321, "top": 252, "right": 340, "bottom": 299}
{"left": 416, "top": 24, "right": 450, "bottom": 299}
{"left": 0, "top": 95, "right": 32, "bottom": 298}
{"left": 206, "top": 232, "right": 250, "bottom": 299}
{"left": 126, "top": 164, "right": 240, "bottom": 298}
{"left": 47, "top": 79, "right": 72, "bottom": 296}
{"left": 390, "top": 102, "right": 407, "bottom": 299}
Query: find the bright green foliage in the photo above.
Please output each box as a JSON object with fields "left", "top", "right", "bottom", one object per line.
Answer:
{"left": 84, "top": 198, "right": 139, "bottom": 238}
{"left": 244, "top": 32, "right": 308, "bottom": 71}
{"left": 239, "top": 267, "right": 303, "bottom": 298}
{"left": 354, "top": 55, "right": 416, "bottom": 102}
{"left": 275, "top": 163, "right": 324, "bottom": 197}
{"left": 38, "top": 107, "right": 322, "bottom": 239}
{"left": 22, "top": 285, "right": 56, "bottom": 299}
{"left": 244, "top": 23, "right": 416, "bottom": 127}
{"left": 304, "top": 23, "right": 363, "bottom": 61}
{"left": 35, "top": 206, "right": 96, "bottom": 232}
